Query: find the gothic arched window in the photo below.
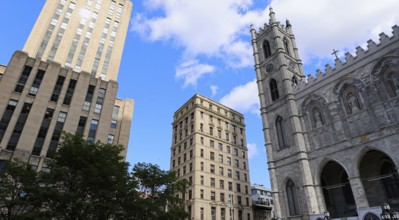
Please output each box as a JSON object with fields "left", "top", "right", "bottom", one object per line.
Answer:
{"left": 276, "top": 116, "right": 287, "bottom": 148}
{"left": 292, "top": 76, "right": 298, "bottom": 86}
{"left": 283, "top": 38, "right": 290, "bottom": 56}
{"left": 263, "top": 40, "right": 272, "bottom": 59}
{"left": 386, "top": 72, "right": 399, "bottom": 97}
{"left": 286, "top": 180, "right": 300, "bottom": 216}
{"left": 270, "top": 79, "right": 279, "bottom": 101}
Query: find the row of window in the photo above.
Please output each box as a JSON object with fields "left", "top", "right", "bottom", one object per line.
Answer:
{"left": 199, "top": 176, "right": 249, "bottom": 193}
{"left": 199, "top": 207, "right": 250, "bottom": 220}
{"left": 199, "top": 124, "right": 245, "bottom": 146}
{"left": 173, "top": 140, "right": 246, "bottom": 160}
{"left": 175, "top": 100, "right": 243, "bottom": 124}
{"left": 14, "top": 65, "right": 110, "bottom": 116}
{"left": 0, "top": 97, "right": 117, "bottom": 156}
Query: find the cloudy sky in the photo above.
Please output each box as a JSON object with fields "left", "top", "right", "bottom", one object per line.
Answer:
{"left": 1, "top": 0, "right": 398, "bottom": 188}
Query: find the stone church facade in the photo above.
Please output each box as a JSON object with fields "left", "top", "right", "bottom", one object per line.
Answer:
{"left": 251, "top": 8, "right": 399, "bottom": 220}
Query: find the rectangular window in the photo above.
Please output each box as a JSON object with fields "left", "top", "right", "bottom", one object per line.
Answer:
{"left": 32, "top": 108, "right": 54, "bottom": 156}
{"left": 76, "top": 116, "right": 87, "bottom": 136}
{"left": 220, "top": 180, "right": 224, "bottom": 189}
{"left": 221, "top": 208, "right": 226, "bottom": 220}
{"left": 211, "top": 178, "right": 215, "bottom": 187}
{"left": 219, "top": 166, "right": 224, "bottom": 176}
{"left": 6, "top": 103, "right": 32, "bottom": 151}
{"left": 218, "top": 143, "right": 223, "bottom": 151}
{"left": 29, "top": 69, "right": 46, "bottom": 96}
{"left": 63, "top": 79, "right": 77, "bottom": 105}
{"left": 50, "top": 76, "right": 65, "bottom": 102}
{"left": 210, "top": 151, "right": 214, "bottom": 160}
{"left": 236, "top": 171, "right": 240, "bottom": 180}
{"left": 236, "top": 183, "right": 241, "bottom": 192}
{"left": 219, "top": 154, "right": 223, "bottom": 163}
{"left": 201, "top": 162, "right": 204, "bottom": 171}
{"left": 82, "top": 85, "right": 95, "bottom": 111}
{"left": 46, "top": 112, "right": 67, "bottom": 158}
{"left": 228, "top": 169, "right": 232, "bottom": 178}
{"left": 200, "top": 189, "right": 204, "bottom": 199}
{"left": 220, "top": 193, "right": 225, "bottom": 202}
{"left": 211, "top": 191, "right": 215, "bottom": 201}
{"left": 228, "top": 182, "right": 233, "bottom": 191}
{"left": 14, "top": 65, "right": 33, "bottom": 93}
{"left": 211, "top": 207, "right": 216, "bottom": 220}
{"left": 107, "top": 134, "right": 114, "bottom": 144}
{"left": 210, "top": 140, "right": 214, "bottom": 148}
{"left": 0, "top": 100, "right": 18, "bottom": 142}
{"left": 94, "top": 88, "right": 106, "bottom": 113}
{"left": 210, "top": 164, "right": 215, "bottom": 174}
{"left": 87, "top": 119, "right": 98, "bottom": 143}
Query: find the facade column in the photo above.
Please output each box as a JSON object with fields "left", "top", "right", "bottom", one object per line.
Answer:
{"left": 348, "top": 176, "right": 369, "bottom": 209}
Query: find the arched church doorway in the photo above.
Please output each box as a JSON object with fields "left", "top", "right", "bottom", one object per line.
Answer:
{"left": 321, "top": 161, "right": 357, "bottom": 218}
{"left": 359, "top": 150, "right": 399, "bottom": 209}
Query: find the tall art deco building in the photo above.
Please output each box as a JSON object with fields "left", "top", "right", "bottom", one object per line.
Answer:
{"left": 0, "top": 0, "right": 134, "bottom": 170}
{"left": 171, "top": 94, "right": 253, "bottom": 220}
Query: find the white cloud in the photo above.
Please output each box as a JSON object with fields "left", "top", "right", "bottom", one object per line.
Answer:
{"left": 133, "top": 0, "right": 399, "bottom": 85}
{"left": 247, "top": 143, "right": 259, "bottom": 159}
{"left": 270, "top": 0, "right": 399, "bottom": 64}
{"left": 220, "top": 79, "right": 259, "bottom": 114}
{"left": 210, "top": 85, "right": 219, "bottom": 97}
{"left": 131, "top": 0, "right": 268, "bottom": 78}
{"left": 175, "top": 60, "right": 216, "bottom": 87}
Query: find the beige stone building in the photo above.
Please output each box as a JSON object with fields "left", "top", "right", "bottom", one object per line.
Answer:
{"left": 23, "top": 0, "right": 132, "bottom": 81}
{"left": 0, "top": 0, "right": 134, "bottom": 169}
{"left": 251, "top": 8, "right": 399, "bottom": 220}
{"left": 171, "top": 94, "right": 253, "bottom": 220}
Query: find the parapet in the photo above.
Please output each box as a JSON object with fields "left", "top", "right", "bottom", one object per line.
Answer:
{"left": 293, "top": 25, "right": 399, "bottom": 92}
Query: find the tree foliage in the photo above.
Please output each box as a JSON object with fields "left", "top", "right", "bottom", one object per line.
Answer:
{"left": 0, "top": 133, "right": 189, "bottom": 219}
{"left": 0, "top": 160, "right": 40, "bottom": 220}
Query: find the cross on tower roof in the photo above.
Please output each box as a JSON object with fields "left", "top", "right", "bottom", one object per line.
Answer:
{"left": 332, "top": 49, "right": 339, "bottom": 59}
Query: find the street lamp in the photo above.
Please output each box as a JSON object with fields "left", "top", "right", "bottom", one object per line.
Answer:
{"left": 324, "top": 211, "right": 330, "bottom": 220}
{"left": 381, "top": 202, "right": 399, "bottom": 220}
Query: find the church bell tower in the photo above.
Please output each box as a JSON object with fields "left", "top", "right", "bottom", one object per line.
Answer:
{"left": 251, "top": 8, "right": 320, "bottom": 219}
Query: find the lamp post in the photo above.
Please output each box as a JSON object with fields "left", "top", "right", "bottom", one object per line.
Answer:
{"left": 381, "top": 202, "right": 399, "bottom": 220}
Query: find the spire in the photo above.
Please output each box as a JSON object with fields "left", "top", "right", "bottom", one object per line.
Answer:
{"left": 286, "top": 19, "right": 292, "bottom": 33}
{"left": 269, "top": 7, "right": 276, "bottom": 24}
{"left": 286, "top": 19, "right": 291, "bottom": 28}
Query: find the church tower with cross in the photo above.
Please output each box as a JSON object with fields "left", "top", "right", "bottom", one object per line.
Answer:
{"left": 250, "top": 8, "right": 321, "bottom": 219}
{"left": 252, "top": 7, "right": 399, "bottom": 220}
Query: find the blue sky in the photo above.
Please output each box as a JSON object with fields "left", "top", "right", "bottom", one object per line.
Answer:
{"left": 1, "top": 0, "right": 398, "bottom": 189}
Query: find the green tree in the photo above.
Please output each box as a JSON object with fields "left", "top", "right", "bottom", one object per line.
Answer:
{"left": 0, "top": 133, "right": 190, "bottom": 220}
{"left": 0, "top": 159, "right": 40, "bottom": 220}
{"left": 131, "top": 162, "right": 189, "bottom": 220}
{"left": 38, "top": 133, "right": 130, "bottom": 219}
